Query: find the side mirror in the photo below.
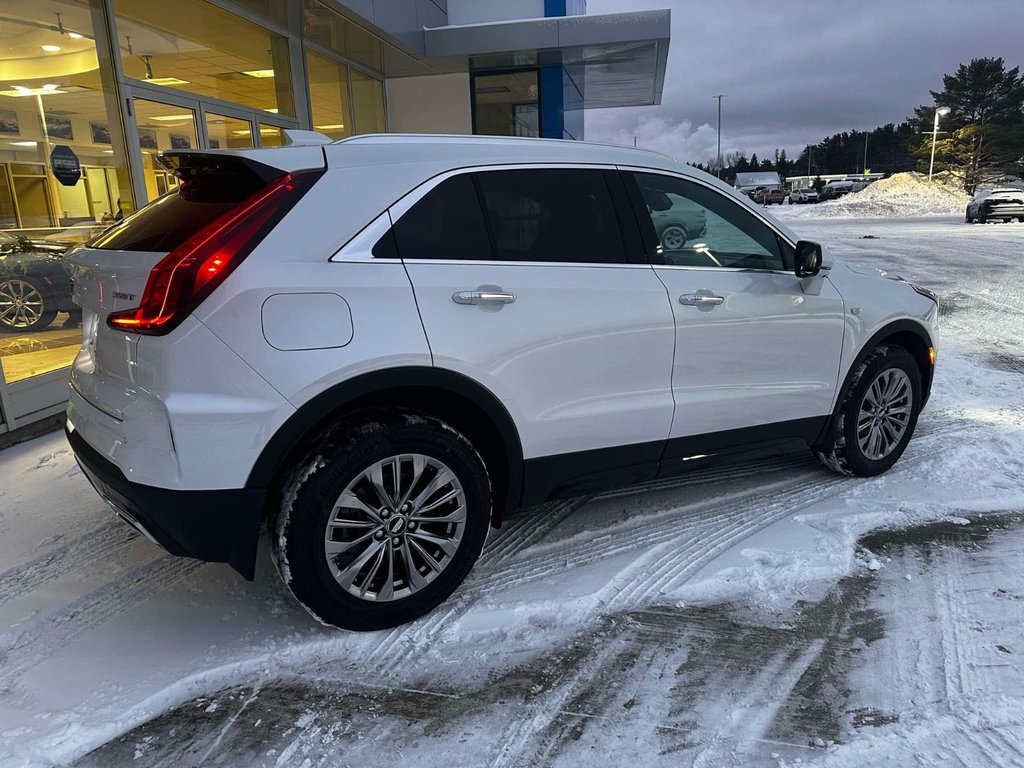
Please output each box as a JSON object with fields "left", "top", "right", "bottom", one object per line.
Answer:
{"left": 795, "top": 240, "right": 823, "bottom": 277}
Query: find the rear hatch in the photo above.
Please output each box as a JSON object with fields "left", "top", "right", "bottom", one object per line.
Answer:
{"left": 68, "top": 147, "right": 325, "bottom": 419}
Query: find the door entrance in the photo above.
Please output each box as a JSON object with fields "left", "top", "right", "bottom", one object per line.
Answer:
{"left": 124, "top": 82, "right": 298, "bottom": 208}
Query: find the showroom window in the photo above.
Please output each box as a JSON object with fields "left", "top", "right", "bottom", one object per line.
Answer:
{"left": 0, "top": 0, "right": 129, "bottom": 396}
{"left": 112, "top": 0, "right": 296, "bottom": 117}
{"left": 472, "top": 71, "right": 540, "bottom": 137}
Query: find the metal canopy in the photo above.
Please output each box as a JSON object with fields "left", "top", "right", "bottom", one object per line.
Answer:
{"left": 422, "top": 10, "right": 671, "bottom": 109}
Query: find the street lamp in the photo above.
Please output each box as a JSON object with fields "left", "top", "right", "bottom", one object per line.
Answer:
{"left": 928, "top": 106, "right": 951, "bottom": 182}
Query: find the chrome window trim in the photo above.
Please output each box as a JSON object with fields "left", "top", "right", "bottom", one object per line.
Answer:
{"left": 329, "top": 210, "right": 400, "bottom": 263}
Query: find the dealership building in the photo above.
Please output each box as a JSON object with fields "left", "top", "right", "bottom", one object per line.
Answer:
{"left": 0, "top": 0, "right": 670, "bottom": 434}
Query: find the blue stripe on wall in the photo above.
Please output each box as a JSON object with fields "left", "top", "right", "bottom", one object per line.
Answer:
{"left": 544, "top": 0, "right": 566, "bottom": 17}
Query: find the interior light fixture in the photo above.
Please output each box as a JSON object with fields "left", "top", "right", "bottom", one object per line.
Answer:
{"left": 9, "top": 141, "right": 39, "bottom": 147}
{"left": 13, "top": 85, "right": 31, "bottom": 92}
{"left": 241, "top": 69, "right": 275, "bottom": 78}
{"left": 69, "top": 32, "right": 84, "bottom": 39}
{"left": 314, "top": 124, "right": 345, "bottom": 130}
{"left": 41, "top": 44, "right": 62, "bottom": 52}
{"left": 42, "top": 83, "right": 60, "bottom": 90}
{"left": 149, "top": 114, "right": 194, "bottom": 121}
{"left": 145, "top": 77, "right": 191, "bottom": 87}
{"left": 1, "top": 86, "right": 67, "bottom": 97}
{"left": 264, "top": 108, "right": 279, "bottom": 113}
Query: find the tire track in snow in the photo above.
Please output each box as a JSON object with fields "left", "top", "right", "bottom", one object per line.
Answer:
{"left": 0, "top": 522, "right": 136, "bottom": 607}
{"left": 0, "top": 555, "right": 204, "bottom": 689}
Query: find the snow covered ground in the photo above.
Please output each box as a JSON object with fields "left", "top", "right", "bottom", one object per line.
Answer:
{"left": 1, "top": 215, "right": 1023, "bottom": 767}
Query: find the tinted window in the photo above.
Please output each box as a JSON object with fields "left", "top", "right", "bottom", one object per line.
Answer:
{"left": 631, "top": 172, "right": 788, "bottom": 271}
{"left": 390, "top": 174, "right": 492, "bottom": 261}
{"left": 476, "top": 169, "right": 627, "bottom": 264}
{"left": 91, "top": 162, "right": 269, "bottom": 252}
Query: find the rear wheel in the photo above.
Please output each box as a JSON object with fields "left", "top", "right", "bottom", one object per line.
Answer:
{"left": 272, "top": 411, "right": 491, "bottom": 631}
{"left": 660, "top": 225, "right": 688, "bottom": 251}
{"left": 0, "top": 277, "right": 57, "bottom": 332}
{"left": 815, "top": 345, "right": 921, "bottom": 477}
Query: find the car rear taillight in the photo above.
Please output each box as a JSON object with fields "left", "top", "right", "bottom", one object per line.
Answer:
{"left": 107, "top": 169, "right": 322, "bottom": 335}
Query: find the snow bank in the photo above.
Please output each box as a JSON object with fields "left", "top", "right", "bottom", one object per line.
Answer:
{"left": 779, "top": 172, "right": 969, "bottom": 218}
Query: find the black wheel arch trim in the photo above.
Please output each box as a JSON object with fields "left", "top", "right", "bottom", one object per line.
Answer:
{"left": 815, "top": 318, "right": 935, "bottom": 447}
{"left": 245, "top": 366, "right": 525, "bottom": 526}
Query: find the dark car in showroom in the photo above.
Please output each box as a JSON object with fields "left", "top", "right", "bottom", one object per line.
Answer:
{"left": 0, "top": 231, "right": 77, "bottom": 332}
{"left": 966, "top": 187, "right": 1024, "bottom": 223}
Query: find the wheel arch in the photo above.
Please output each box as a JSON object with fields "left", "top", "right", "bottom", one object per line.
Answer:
{"left": 246, "top": 366, "right": 524, "bottom": 529}
{"left": 816, "top": 319, "right": 935, "bottom": 446}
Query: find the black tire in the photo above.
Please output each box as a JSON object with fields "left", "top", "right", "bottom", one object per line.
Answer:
{"left": 815, "top": 345, "right": 922, "bottom": 477}
{"left": 272, "top": 410, "right": 491, "bottom": 631}
{"left": 978, "top": 209, "right": 988, "bottom": 224}
{"left": 0, "top": 277, "right": 57, "bottom": 332}
{"left": 660, "top": 224, "right": 688, "bottom": 250}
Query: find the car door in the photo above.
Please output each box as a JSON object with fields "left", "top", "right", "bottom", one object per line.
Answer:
{"left": 391, "top": 166, "right": 677, "bottom": 495}
{"left": 623, "top": 170, "right": 846, "bottom": 462}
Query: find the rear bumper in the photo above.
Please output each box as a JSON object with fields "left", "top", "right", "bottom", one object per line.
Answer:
{"left": 67, "top": 423, "right": 266, "bottom": 579}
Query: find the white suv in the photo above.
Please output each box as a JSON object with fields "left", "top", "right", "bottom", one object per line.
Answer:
{"left": 65, "top": 133, "right": 939, "bottom": 630}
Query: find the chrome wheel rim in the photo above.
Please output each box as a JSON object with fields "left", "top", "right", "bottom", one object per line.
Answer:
{"left": 324, "top": 453, "right": 466, "bottom": 602}
{"left": 0, "top": 279, "right": 45, "bottom": 329}
{"left": 661, "top": 226, "right": 686, "bottom": 250}
{"left": 857, "top": 368, "right": 913, "bottom": 460}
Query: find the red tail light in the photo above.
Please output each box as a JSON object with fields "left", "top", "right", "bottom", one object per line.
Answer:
{"left": 107, "top": 169, "right": 321, "bottom": 335}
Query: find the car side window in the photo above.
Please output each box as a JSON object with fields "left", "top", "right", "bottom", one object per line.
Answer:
{"left": 382, "top": 174, "right": 493, "bottom": 261}
{"left": 630, "top": 172, "right": 788, "bottom": 271}
{"left": 475, "top": 168, "right": 627, "bottom": 264}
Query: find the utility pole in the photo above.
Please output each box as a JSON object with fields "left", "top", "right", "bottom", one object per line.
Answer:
{"left": 807, "top": 145, "right": 811, "bottom": 177}
{"left": 863, "top": 131, "right": 869, "bottom": 174}
{"left": 713, "top": 94, "right": 725, "bottom": 176}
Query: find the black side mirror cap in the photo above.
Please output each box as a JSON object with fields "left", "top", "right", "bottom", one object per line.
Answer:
{"left": 795, "top": 240, "right": 823, "bottom": 277}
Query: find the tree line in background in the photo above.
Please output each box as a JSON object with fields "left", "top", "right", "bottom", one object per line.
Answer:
{"left": 693, "top": 57, "right": 1024, "bottom": 193}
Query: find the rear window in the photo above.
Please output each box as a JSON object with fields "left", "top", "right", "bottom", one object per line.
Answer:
{"left": 90, "top": 160, "right": 271, "bottom": 252}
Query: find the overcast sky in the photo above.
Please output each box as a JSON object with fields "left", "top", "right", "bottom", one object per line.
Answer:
{"left": 584, "top": 0, "right": 1024, "bottom": 165}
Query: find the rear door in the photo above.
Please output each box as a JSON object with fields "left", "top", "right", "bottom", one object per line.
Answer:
{"left": 624, "top": 170, "right": 846, "bottom": 460}
{"left": 394, "top": 166, "right": 676, "bottom": 491}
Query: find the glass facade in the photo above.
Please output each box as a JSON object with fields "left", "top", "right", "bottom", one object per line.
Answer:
{"left": 0, "top": 0, "right": 388, "bottom": 432}
{"left": 472, "top": 71, "right": 540, "bottom": 137}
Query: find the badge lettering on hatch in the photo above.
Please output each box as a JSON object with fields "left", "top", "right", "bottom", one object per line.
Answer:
{"left": 113, "top": 292, "right": 137, "bottom": 301}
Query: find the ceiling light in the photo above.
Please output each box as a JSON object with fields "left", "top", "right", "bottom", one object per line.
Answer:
{"left": 264, "top": 108, "right": 279, "bottom": 113}
{"left": 1, "top": 87, "right": 67, "bottom": 97}
{"left": 144, "top": 77, "right": 191, "bottom": 87}
{"left": 41, "top": 44, "right": 62, "bottom": 52}
{"left": 314, "top": 124, "right": 345, "bottom": 130}
{"left": 42, "top": 83, "right": 60, "bottom": 90}
{"left": 68, "top": 32, "right": 84, "bottom": 39}
{"left": 149, "top": 114, "right": 194, "bottom": 121}
{"left": 241, "top": 69, "right": 275, "bottom": 78}
{"left": 9, "top": 141, "right": 38, "bottom": 147}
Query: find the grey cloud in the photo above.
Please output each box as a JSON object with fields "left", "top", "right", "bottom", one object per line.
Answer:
{"left": 585, "top": 0, "right": 1024, "bottom": 163}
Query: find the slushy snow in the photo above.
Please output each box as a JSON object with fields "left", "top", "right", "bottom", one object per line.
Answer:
{"left": 778, "top": 171, "right": 969, "bottom": 218}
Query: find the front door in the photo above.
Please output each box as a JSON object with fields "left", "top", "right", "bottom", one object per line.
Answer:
{"left": 625, "top": 171, "right": 846, "bottom": 458}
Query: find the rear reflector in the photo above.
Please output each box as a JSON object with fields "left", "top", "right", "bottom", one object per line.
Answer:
{"left": 107, "top": 169, "right": 322, "bottom": 335}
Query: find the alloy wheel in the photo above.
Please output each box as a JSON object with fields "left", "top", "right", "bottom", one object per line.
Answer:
{"left": 0, "top": 279, "right": 45, "bottom": 330}
{"left": 661, "top": 226, "right": 687, "bottom": 250}
{"left": 323, "top": 453, "right": 467, "bottom": 602}
{"left": 857, "top": 368, "right": 913, "bottom": 460}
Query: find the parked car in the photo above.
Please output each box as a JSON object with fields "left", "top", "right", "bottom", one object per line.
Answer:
{"left": 644, "top": 190, "right": 707, "bottom": 248}
{"left": 66, "top": 134, "right": 939, "bottom": 631}
{"left": 820, "top": 180, "right": 855, "bottom": 200}
{"left": 965, "top": 187, "right": 1024, "bottom": 223}
{"left": 0, "top": 231, "right": 76, "bottom": 332}
{"left": 747, "top": 186, "right": 788, "bottom": 205}
{"left": 790, "top": 188, "right": 819, "bottom": 204}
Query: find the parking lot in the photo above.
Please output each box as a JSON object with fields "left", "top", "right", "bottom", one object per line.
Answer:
{"left": 1, "top": 215, "right": 1023, "bottom": 767}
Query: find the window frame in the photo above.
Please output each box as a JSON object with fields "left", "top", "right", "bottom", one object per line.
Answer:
{"left": 378, "top": 164, "right": 646, "bottom": 268}
{"left": 618, "top": 168, "right": 798, "bottom": 273}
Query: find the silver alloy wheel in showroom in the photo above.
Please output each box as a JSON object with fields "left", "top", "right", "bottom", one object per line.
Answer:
{"left": 323, "top": 453, "right": 466, "bottom": 601}
{"left": 856, "top": 368, "right": 913, "bottom": 460}
{"left": 0, "top": 278, "right": 45, "bottom": 330}
{"left": 660, "top": 225, "right": 687, "bottom": 250}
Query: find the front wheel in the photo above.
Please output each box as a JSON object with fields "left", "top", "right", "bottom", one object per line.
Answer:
{"left": 815, "top": 345, "right": 921, "bottom": 477}
{"left": 272, "top": 411, "right": 491, "bottom": 631}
